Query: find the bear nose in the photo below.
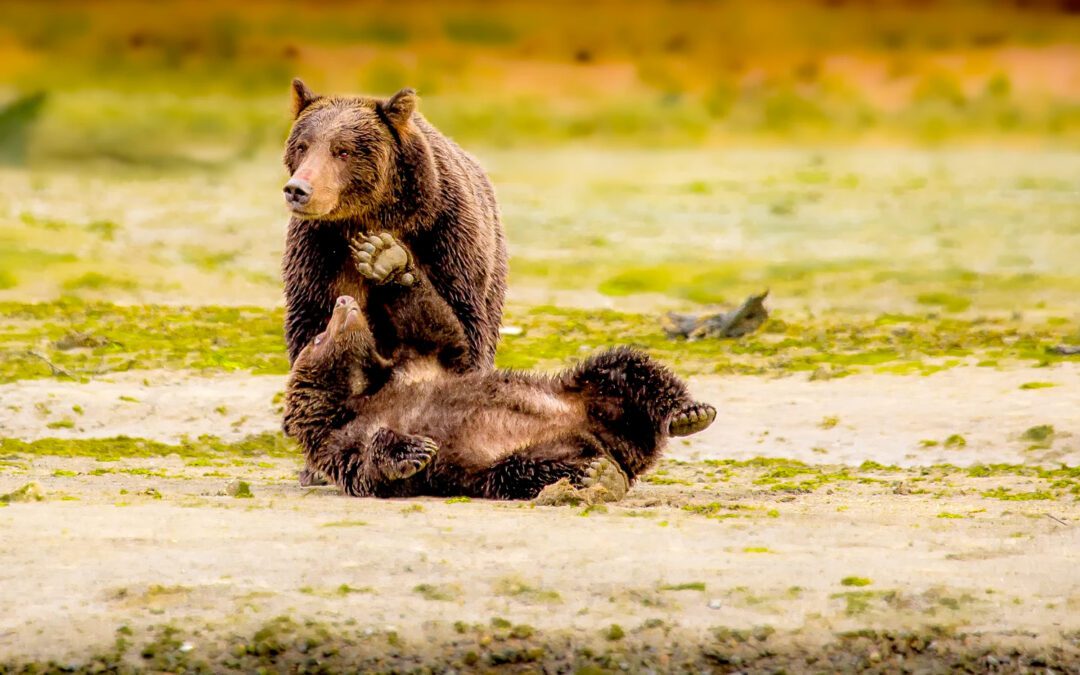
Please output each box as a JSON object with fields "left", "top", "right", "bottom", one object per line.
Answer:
{"left": 283, "top": 178, "right": 312, "bottom": 206}
{"left": 336, "top": 295, "right": 354, "bottom": 307}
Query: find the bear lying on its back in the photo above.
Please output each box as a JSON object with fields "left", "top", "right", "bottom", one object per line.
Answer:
{"left": 283, "top": 234, "right": 715, "bottom": 500}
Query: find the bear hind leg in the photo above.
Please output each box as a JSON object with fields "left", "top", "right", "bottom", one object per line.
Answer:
{"left": 471, "top": 437, "right": 610, "bottom": 500}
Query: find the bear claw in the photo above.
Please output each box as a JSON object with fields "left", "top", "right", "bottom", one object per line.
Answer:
{"left": 298, "top": 467, "right": 330, "bottom": 487}
{"left": 669, "top": 402, "right": 716, "bottom": 437}
{"left": 350, "top": 232, "right": 414, "bottom": 286}
{"left": 382, "top": 435, "right": 438, "bottom": 481}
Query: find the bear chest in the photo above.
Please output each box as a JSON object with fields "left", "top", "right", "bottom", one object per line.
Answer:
{"left": 331, "top": 267, "right": 368, "bottom": 307}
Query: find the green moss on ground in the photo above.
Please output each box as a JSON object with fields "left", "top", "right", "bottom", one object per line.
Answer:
{"left": 0, "top": 432, "right": 297, "bottom": 460}
{"left": 2, "top": 299, "right": 1077, "bottom": 384}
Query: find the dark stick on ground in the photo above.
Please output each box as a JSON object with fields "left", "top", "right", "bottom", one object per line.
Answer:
{"left": 26, "top": 351, "right": 75, "bottom": 379}
{"left": 662, "top": 290, "right": 770, "bottom": 340}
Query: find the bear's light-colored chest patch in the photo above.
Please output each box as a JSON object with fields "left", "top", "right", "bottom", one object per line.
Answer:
{"left": 392, "top": 356, "right": 446, "bottom": 386}
{"left": 332, "top": 270, "right": 367, "bottom": 308}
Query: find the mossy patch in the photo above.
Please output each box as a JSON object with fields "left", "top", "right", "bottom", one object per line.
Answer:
{"left": 840, "top": 576, "right": 872, "bottom": 587}
{"left": 944, "top": 434, "right": 967, "bottom": 448}
{"left": 413, "top": 583, "right": 462, "bottom": 602}
{"left": 1021, "top": 425, "right": 1055, "bottom": 442}
{"left": 0, "top": 432, "right": 296, "bottom": 460}
{"left": 492, "top": 576, "right": 562, "bottom": 604}
{"left": 832, "top": 590, "right": 882, "bottom": 616}
{"left": 915, "top": 292, "right": 971, "bottom": 313}
{"left": 980, "top": 487, "right": 1053, "bottom": 501}
{"left": 227, "top": 480, "right": 254, "bottom": 498}
{"left": 603, "top": 624, "right": 625, "bottom": 641}
{"left": 660, "top": 582, "right": 706, "bottom": 592}
{"left": 0, "top": 482, "right": 44, "bottom": 503}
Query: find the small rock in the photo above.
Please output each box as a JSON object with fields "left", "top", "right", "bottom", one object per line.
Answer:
{"left": 533, "top": 479, "right": 583, "bottom": 506}
{"left": 224, "top": 480, "right": 253, "bottom": 498}
{"left": 708, "top": 599, "right": 723, "bottom": 610}
{"left": 498, "top": 325, "right": 524, "bottom": 336}
{"left": 53, "top": 331, "right": 111, "bottom": 350}
{"left": 178, "top": 641, "right": 194, "bottom": 653}
{"left": 808, "top": 367, "right": 832, "bottom": 381}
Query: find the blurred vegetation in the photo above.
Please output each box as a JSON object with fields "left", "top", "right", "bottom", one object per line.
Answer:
{"left": 0, "top": 0, "right": 1079, "bottom": 165}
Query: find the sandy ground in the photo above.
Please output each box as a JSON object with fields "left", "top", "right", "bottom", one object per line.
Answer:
{"left": 3, "top": 364, "right": 1077, "bottom": 466}
{"left": 0, "top": 454, "right": 1077, "bottom": 671}
{"left": 0, "top": 364, "right": 1078, "bottom": 669}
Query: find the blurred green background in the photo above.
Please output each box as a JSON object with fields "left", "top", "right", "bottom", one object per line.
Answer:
{"left": 2, "top": 0, "right": 1079, "bottom": 164}
{"left": 0, "top": 0, "right": 1077, "bottom": 361}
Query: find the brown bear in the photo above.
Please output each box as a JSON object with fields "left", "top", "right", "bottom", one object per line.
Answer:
{"left": 280, "top": 80, "right": 507, "bottom": 484}
{"left": 282, "top": 233, "right": 716, "bottom": 500}
{"left": 281, "top": 80, "right": 506, "bottom": 367}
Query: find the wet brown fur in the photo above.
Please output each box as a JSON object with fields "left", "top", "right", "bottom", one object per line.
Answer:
{"left": 284, "top": 264, "right": 712, "bottom": 500}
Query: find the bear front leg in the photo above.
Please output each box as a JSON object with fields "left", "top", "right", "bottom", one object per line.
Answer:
{"left": 352, "top": 232, "right": 471, "bottom": 372}
{"left": 367, "top": 428, "right": 439, "bottom": 482}
{"left": 314, "top": 423, "right": 437, "bottom": 497}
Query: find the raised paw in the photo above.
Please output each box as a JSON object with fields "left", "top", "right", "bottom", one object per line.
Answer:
{"left": 669, "top": 402, "right": 716, "bottom": 437}
{"left": 380, "top": 435, "right": 438, "bottom": 481}
{"left": 349, "top": 232, "right": 415, "bottom": 286}
{"left": 580, "top": 457, "right": 629, "bottom": 502}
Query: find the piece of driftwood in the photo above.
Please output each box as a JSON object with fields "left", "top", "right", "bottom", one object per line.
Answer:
{"left": 662, "top": 290, "right": 769, "bottom": 340}
{"left": 1049, "top": 344, "right": 1080, "bottom": 356}
{"left": 26, "top": 351, "right": 75, "bottom": 379}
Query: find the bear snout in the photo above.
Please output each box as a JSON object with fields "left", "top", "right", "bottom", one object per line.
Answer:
{"left": 283, "top": 177, "right": 313, "bottom": 208}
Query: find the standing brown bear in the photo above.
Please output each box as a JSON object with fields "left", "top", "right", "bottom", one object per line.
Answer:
{"left": 281, "top": 79, "right": 506, "bottom": 371}
{"left": 280, "top": 80, "right": 507, "bottom": 484}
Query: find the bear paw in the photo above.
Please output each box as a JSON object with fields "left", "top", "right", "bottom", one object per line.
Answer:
{"left": 580, "top": 457, "right": 629, "bottom": 503}
{"left": 298, "top": 467, "right": 330, "bottom": 487}
{"left": 350, "top": 232, "right": 415, "bottom": 286}
{"left": 378, "top": 434, "right": 438, "bottom": 481}
{"left": 669, "top": 402, "right": 716, "bottom": 437}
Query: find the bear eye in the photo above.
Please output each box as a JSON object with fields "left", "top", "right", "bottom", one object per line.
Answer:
{"left": 295, "top": 141, "right": 308, "bottom": 153}
{"left": 336, "top": 148, "right": 350, "bottom": 160}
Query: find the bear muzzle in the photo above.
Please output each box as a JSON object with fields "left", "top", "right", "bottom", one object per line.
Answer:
{"left": 283, "top": 177, "right": 313, "bottom": 209}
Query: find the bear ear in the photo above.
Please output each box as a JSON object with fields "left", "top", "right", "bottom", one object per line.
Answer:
{"left": 379, "top": 88, "right": 417, "bottom": 131}
{"left": 291, "top": 78, "right": 321, "bottom": 118}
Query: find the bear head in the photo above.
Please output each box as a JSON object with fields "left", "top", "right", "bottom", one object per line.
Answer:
{"left": 283, "top": 295, "right": 378, "bottom": 442}
{"left": 282, "top": 79, "right": 419, "bottom": 221}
